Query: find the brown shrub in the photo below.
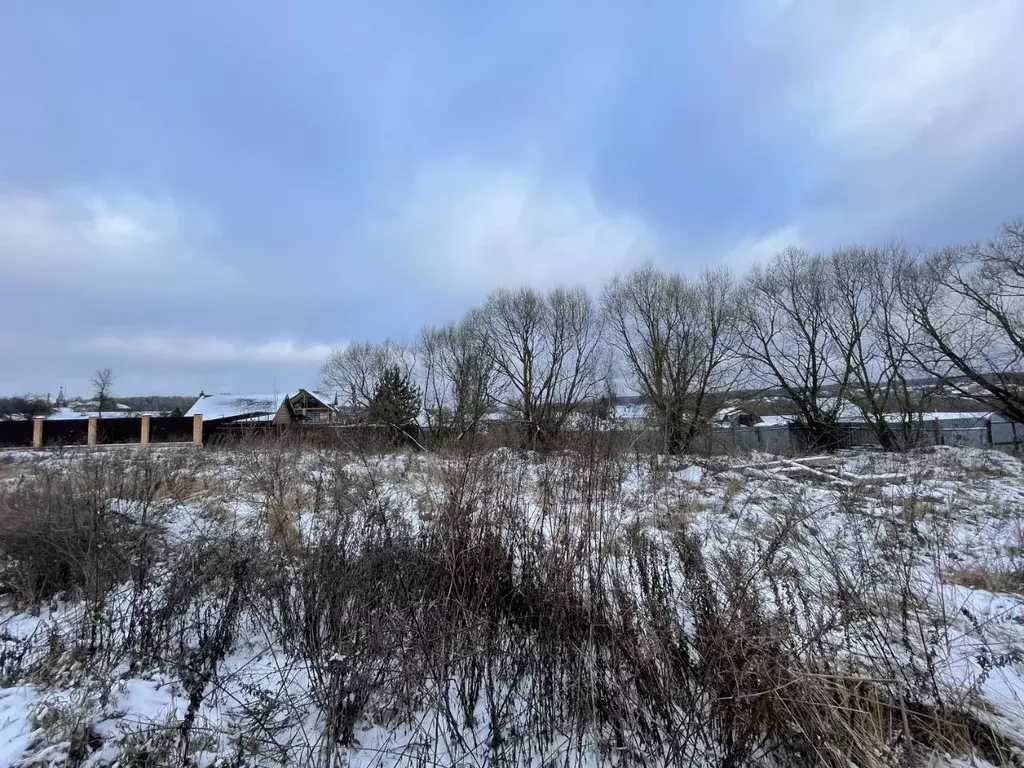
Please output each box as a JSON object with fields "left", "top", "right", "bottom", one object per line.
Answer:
{"left": 0, "top": 453, "right": 171, "bottom": 604}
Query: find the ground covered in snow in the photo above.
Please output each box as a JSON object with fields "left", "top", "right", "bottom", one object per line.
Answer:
{"left": 1, "top": 442, "right": 1024, "bottom": 766}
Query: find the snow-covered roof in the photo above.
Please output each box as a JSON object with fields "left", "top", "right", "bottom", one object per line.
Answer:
{"left": 46, "top": 407, "right": 157, "bottom": 420}
{"left": 231, "top": 413, "right": 279, "bottom": 423}
{"left": 185, "top": 394, "right": 289, "bottom": 421}
{"left": 757, "top": 414, "right": 796, "bottom": 427}
{"left": 296, "top": 389, "right": 338, "bottom": 409}
{"left": 612, "top": 403, "right": 649, "bottom": 421}
{"left": 714, "top": 406, "right": 759, "bottom": 421}
{"left": 70, "top": 400, "right": 132, "bottom": 411}
{"left": 819, "top": 397, "right": 862, "bottom": 421}
{"left": 886, "top": 411, "right": 994, "bottom": 425}
{"left": 752, "top": 411, "right": 995, "bottom": 429}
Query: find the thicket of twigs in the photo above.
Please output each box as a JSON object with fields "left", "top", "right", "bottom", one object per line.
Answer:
{"left": 0, "top": 436, "right": 1021, "bottom": 767}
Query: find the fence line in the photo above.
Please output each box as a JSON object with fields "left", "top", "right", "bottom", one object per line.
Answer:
{"left": 0, "top": 415, "right": 201, "bottom": 448}
{"left": 3, "top": 413, "right": 1021, "bottom": 454}
{"left": 620, "top": 418, "right": 1018, "bottom": 454}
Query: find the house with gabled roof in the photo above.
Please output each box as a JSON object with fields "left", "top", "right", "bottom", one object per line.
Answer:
{"left": 186, "top": 388, "right": 343, "bottom": 426}
{"left": 289, "top": 389, "right": 338, "bottom": 422}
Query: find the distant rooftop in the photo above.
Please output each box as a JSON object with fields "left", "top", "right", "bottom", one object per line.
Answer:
{"left": 185, "top": 393, "right": 289, "bottom": 421}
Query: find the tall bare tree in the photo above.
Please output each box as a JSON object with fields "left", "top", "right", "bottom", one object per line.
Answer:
{"left": 739, "top": 248, "right": 856, "bottom": 450}
{"left": 603, "top": 264, "right": 741, "bottom": 454}
{"left": 92, "top": 368, "right": 115, "bottom": 418}
{"left": 902, "top": 219, "right": 1024, "bottom": 423}
{"left": 478, "top": 285, "right": 604, "bottom": 444}
{"left": 825, "top": 245, "right": 935, "bottom": 450}
{"left": 320, "top": 341, "right": 413, "bottom": 412}
{"left": 417, "top": 313, "right": 497, "bottom": 442}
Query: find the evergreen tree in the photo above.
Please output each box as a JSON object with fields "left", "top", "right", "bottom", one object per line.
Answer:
{"left": 586, "top": 392, "right": 613, "bottom": 422}
{"left": 368, "top": 364, "right": 421, "bottom": 432}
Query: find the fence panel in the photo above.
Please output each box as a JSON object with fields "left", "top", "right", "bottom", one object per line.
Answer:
{"left": 941, "top": 426, "right": 988, "bottom": 448}
{"left": 149, "top": 416, "right": 195, "bottom": 442}
{"left": 97, "top": 418, "right": 142, "bottom": 444}
{"left": 991, "top": 421, "right": 1024, "bottom": 447}
{"left": 42, "top": 420, "right": 90, "bottom": 445}
{"left": 838, "top": 425, "right": 880, "bottom": 447}
{"left": 0, "top": 421, "right": 35, "bottom": 447}
{"left": 758, "top": 425, "right": 792, "bottom": 453}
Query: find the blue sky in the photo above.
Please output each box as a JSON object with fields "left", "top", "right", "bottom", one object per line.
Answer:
{"left": 2, "top": 0, "right": 1023, "bottom": 396}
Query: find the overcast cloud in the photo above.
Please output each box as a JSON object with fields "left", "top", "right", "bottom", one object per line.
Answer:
{"left": 2, "top": 0, "right": 1022, "bottom": 396}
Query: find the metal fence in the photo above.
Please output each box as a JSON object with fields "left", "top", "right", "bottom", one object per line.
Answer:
{"left": 0, "top": 416, "right": 196, "bottom": 448}
{"left": 617, "top": 416, "right": 1020, "bottom": 455}
{"left": 991, "top": 420, "right": 1024, "bottom": 449}
{"left": 695, "top": 420, "right": 1012, "bottom": 454}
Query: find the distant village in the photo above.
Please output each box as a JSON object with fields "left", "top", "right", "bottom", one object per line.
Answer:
{"left": 0, "top": 388, "right": 339, "bottom": 424}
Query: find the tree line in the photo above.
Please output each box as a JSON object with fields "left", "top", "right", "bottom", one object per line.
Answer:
{"left": 325, "top": 216, "right": 1024, "bottom": 453}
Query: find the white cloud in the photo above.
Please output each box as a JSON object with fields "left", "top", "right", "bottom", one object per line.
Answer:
{"left": 82, "top": 196, "right": 175, "bottom": 251}
{"left": 723, "top": 223, "right": 805, "bottom": 266}
{"left": 813, "top": 1, "right": 1023, "bottom": 156}
{"left": 725, "top": 0, "right": 1024, "bottom": 247}
{"left": 83, "top": 334, "right": 339, "bottom": 366}
{"left": 371, "top": 160, "right": 661, "bottom": 291}
{"left": 0, "top": 188, "right": 217, "bottom": 278}
{"left": 763, "top": 0, "right": 1024, "bottom": 165}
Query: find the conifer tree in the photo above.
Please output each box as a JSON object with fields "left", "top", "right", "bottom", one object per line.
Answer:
{"left": 368, "top": 364, "right": 421, "bottom": 432}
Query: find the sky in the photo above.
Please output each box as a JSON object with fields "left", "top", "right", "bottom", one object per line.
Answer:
{"left": 2, "top": 0, "right": 1023, "bottom": 397}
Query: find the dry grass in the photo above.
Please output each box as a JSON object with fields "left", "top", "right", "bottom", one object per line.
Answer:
{"left": 945, "top": 568, "right": 1024, "bottom": 595}
{"left": 1, "top": 437, "right": 1022, "bottom": 766}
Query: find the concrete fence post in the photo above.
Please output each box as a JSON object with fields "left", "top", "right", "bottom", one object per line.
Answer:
{"left": 32, "top": 417, "right": 45, "bottom": 449}
{"left": 192, "top": 414, "right": 203, "bottom": 445}
{"left": 140, "top": 415, "right": 152, "bottom": 445}
{"left": 87, "top": 417, "right": 98, "bottom": 446}
{"left": 933, "top": 417, "right": 942, "bottom": 446}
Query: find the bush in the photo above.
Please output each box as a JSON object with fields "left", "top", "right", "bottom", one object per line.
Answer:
{"left": 0, "top": 449, "right": 202, "bottom": 605}
{"left": 0, "top": 482, "right": 154, "bottom": 605}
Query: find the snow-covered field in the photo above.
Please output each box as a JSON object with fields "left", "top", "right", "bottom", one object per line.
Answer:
{"left": 1, "top": 443, "right": 1024, "bottom": 766}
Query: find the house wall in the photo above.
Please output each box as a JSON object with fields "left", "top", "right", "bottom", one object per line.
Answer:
{"left": 288, "top": 390, "right": 337, "bottom": 422}
{"left": 273, "top": 402, "right": 293, "bottom": 425}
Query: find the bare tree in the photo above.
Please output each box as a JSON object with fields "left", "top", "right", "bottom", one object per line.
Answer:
{"left": 902, "top": 219, "right": 1024, "bottom": 423}
{"left": 478, "top": 285, "right": 604, "bottom": 444}
{"left": 603, "top": 264, "right": 741, "bottom": 454}
{"left": 92, "top": 369, "right": 115, "bottom": 418}
{"left": 320, "top": 341, "right": 413, "bottom": 413}
{"left": 866, "top": 245, "right": 941, "bottom": 444}
{"left": 825, "top": 245, "right": 936, "bottom": 450}
{"left": 417, "top": 313, "right": 497, "bottom": 442}
{"left": 739, "top": 248, "right": 855, "bottom": 450}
